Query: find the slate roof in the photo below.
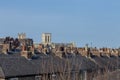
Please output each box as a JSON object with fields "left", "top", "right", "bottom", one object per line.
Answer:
{"left": 91, "top": 56, "right": 109, "bottom": 69}
{"left": 63, "top": 54, "right": 98, "bottom": 72}
{"left": 109, "top": 56, "right": 120, "bottom": 69}
{"left": 95, "top": 69, "right": 120, "bottom": 80}
{"left": 0, "top": 52, "right": 119, "bottom": 79}
{"left": 31, "top": 54, "right": 66, "bottom": 74}
{"left": 0, "top": 54, "right": 37, "bottom": 78}
{"left": 91, "top": 55, "right": 120, "bottom": 70}
{"left": 0, "top": 53, "right": 66, "bottom": 78}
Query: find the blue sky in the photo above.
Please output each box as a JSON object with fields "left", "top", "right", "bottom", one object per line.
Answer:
{"left": 0, "top": 0, "right": 120, "bottom": 48}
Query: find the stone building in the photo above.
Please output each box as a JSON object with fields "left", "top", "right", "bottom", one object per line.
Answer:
{"left": 42, "top": 33, "right": 51, "bottom": 45}
{"left": 18, "top": 33, "right": 26, "bottom": 39}
{"left": 41, "top": 33, "right": 76, "bottom": 49}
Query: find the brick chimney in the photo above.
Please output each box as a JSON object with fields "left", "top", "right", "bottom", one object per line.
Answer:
{"left": 55, "top": 46, "right": 65, "bottom": 58}
{"left": 0, "top": 44, "right": 9, "bottom": 54}
{"left": 21, "top": 44, "right": 33, "bottom": 59}
{"left": 21, "top": 51, "right": 33, "bottom": 59}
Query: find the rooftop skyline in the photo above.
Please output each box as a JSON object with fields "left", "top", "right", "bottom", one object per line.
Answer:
{"left": 0, "top": 0, "right": 120, "bottom": 48}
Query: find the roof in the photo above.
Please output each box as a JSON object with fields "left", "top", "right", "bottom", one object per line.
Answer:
{"left": 63, "top": 54, "right": 98, "bottom": 71}
{"left": 0, "top": 54, "right": 37, "bottom": 78}
{"left": 0, "top": 52, "right": 119, "bottom": 78}
{"left": 95, "top": 69, "right": 120, "bottom": 80}
{"left": 0, "top": 53, "right": 66, "bottom": 78}
{"left": 31, "top": 54, "right": 66, "bottom": 73}
{"left": 91, "top": 55, "right": 120, "bottom": 70}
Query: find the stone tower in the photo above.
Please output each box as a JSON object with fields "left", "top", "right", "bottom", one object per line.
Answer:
{"left": 18, "top": 33, "right": 26, "bottom": 39}
{"left": 42, "top": 33, "right": 51, "bottom": 45}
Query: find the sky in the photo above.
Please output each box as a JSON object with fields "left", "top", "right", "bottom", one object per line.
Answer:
{"left": 0, "top": 0, "right": 120, "bottom": 48}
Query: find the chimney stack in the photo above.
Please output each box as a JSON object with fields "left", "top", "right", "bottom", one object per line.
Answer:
{"left": 21, "top": 51, "right": 33, "bottom": 59}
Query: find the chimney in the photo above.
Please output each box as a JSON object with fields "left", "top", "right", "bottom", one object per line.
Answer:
{"left": 0, "top": 44, "right": 9, "bottom": 54}
{"left": 21, "top": 43, "right": 33, "bottom": 59}
{"left": 65, "top": 47, "right": 71, "bottom": 54}
{"left": 87, "top": 48, "right": 91, "bottom": 57}
{"left": 55, "top": 46, "right": 65, "bottom": 58}
{"left": 55, "top": 51, "right": 65, "bottom": 58}
{"left": 71, "top": 47, "right": 79, "bottom": 55}
{"left": 85, "top": 44, "right": 88, "bottom": 52}
{"left": 21, "top": 51, "right": 33, "bottom": 59}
